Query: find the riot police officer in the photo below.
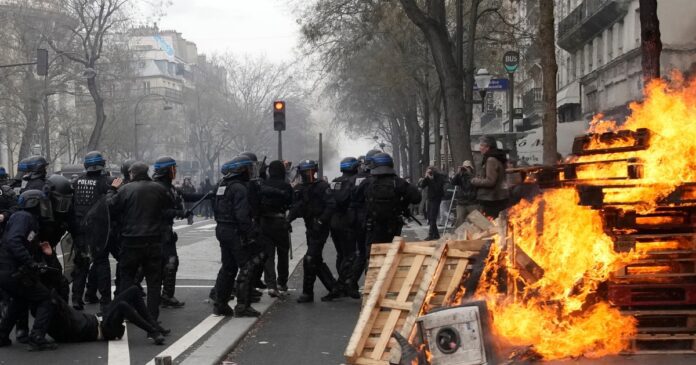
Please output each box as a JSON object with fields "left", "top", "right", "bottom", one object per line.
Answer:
{"left": 20, "top": 155, "right": 49, "bottom": 193}
{"left": 348, "top": 150, "right": 380, "bottom": 295}
{"left": 71, "top": 151, "right": 114, "bottom": 311}
{"left": 361, "top": 153, "right": 421, "bottom": 249}
{"left": 152, "top": 156, "right": 203, "bottom": 308}
{"left": 120, "top": 159, "right": 135, "bottom": 184}
{"left": 258, "top": 160, "right": 293, "bottom": 297}
{"left": 0, "top": 167, "right": 18, "bottom": 232}
{"left": 323, "top": 157, "right": 360, "bottom": 301}
{"left": 107, "top": 162, "right": 172, "bottom": 321}
{"left": 0, "top": 190, "right": 56, "bottom": 351}
{"left": 287, "top": 160, "right": 337, "bottom": 303}
{"left": 212, "top": 155, "right": 266, "bottom": 317}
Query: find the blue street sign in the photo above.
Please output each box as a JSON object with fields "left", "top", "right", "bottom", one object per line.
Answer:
{"left": 474, "top": 78, "right": 509, "bottom": 91}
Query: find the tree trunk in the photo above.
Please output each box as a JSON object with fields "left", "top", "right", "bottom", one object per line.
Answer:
{"left": 433, "top": 94, "right": 442, "bottom": 169}
{"left": 86, "top": 75, "right": 107, "bottom": 152}
{"left": 639, "top": 0, "right": 661, "bottom": 82}
{"left": 539, "top": 0, "right": 558, "bottom": 165}
{"left": 462, "top": 0, "right": 480, "bottom": 164}
{"left": 399, "top": 0, "right": 472, "bottom": 166}
{"left": 390, "top": 118, "right": 402, "bottom": 176}
{"left": 421, "top": 87, "right": 430, "bottom": 170}
{"left": 404, "top": 98, "right": 422, "bottom": 181}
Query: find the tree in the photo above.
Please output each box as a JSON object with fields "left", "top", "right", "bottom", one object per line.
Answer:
{"left": 398, "top": 0, "right": 471, "bottom": 165}
{"left": 50, "top": 0, "right": 129, "bottom": 152}
{"left": 639, "top": 0, "right": 661, "bottom": 82}
{"left": 539, "top": 0, "right": 557, "bottom": 165}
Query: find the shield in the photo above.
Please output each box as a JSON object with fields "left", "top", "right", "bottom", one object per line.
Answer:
{"left": 80, "top": 196, "right": 112, "bottom": 255}
{"left": 59, "top": 232, "right": 75, "bottom": 282}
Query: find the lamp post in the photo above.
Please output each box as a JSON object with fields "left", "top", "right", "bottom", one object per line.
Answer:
{"left": 134, "top": 93, "right": 172, "bottom": 160}
{"left": 474, "top": 68, "right": 493, "bottom": 112}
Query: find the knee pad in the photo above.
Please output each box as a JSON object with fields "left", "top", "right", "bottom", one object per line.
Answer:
{"left": 165, "top": 256, "right": 179, "bottom": 270}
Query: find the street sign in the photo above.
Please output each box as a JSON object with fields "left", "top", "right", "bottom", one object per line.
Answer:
{"left": 513, "top": 107, "right": 524, "bottom": 119}
{"left": 503, "top": 51, "right": 520, "bottom": 73}
{"left": 473, "top": 78, "right": 509, "bottom": 91}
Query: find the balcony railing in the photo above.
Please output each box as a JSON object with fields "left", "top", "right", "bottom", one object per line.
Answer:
{"left": 76, "top": 87, "right": 183, "bottom": 105}
{"left": 557, "top": 0, "right": 629, "bottom": 51}
{"left": 523, "top": 88, "right": 543, "bottom": 116}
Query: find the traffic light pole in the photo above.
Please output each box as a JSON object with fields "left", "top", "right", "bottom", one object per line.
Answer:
{"left": 278, "top": 130, "right": 283, "bottom": 160}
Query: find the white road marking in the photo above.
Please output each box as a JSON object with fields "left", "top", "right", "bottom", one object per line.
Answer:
{"left": 108, "top": 327, "right": 130, "bottom": 365}
{"left": 146, "top": 315, "right": 224, "bottom": 365}
{"left": 195, "top": 224, "right": 217, "bottom": 230}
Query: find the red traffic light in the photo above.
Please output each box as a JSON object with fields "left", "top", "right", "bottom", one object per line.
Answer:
{"left": 274, "top": 101, "right": 285, "bottom": 111}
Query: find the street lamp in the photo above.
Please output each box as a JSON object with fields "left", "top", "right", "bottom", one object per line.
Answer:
{"left": 475, "top": 68, "right": 493, "bottom": 112}
{"left": 134, "top": 93, "right": 172, "bottom": 160}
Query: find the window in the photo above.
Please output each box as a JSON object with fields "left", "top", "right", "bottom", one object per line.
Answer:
{"left": 596, "top": 37, "right": 602, "bottom": 66}
{"left": 634, "top": 8, "right": 640, "bottom": 46}
{"left": 143, "top": 81, "right": 151, "bottom": 94}
{"left": 578, "top": 49, "right": 584, "bottom": 75}
{"left": 587, "top": 43, "right": 593, "bottom": 71}
{"left": 617, "top": 21, "right": 624, "bottom": 55}
{"left": 607, "top": 27, "right": 613, "bottom": 60}
{"left": 571, "top": 53, "right": 577, "bottom": 80}
{"left": 566, "top": 56, "right": 571, "bottom": 84}
{"left": 587, "top": 91, "right": 598, "bottom": 113}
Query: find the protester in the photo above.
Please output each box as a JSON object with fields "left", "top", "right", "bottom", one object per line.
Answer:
{"left": 471, "top": 136, "right": 510, "bottom": 218}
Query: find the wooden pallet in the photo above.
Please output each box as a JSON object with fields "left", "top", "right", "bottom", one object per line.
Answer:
{"left": 362, "top": 241, "right": 439, "bottom": 304}
{"left": 624, "top": 333, "right": 696, "bottom": 354}
{"left": 622, "top": 309, "right": 696, "bottom": 334}
{"left": 346, "top": 238, "right": 485, "bottom": 365}
{"left": 346, "top": 237, "right": 445, "bottom": 364}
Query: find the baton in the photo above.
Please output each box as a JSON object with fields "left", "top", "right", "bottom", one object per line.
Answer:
{"left": 187, "top": 192, "right": 213, "bottom": 213}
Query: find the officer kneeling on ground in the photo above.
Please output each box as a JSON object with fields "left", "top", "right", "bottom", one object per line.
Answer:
{"left": 0, "top": 190, "right": 56, "bottom": 351}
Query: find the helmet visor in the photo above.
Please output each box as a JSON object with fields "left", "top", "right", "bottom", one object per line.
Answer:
{"left": 52, "top": 193, "right": 73, "bottom": 213}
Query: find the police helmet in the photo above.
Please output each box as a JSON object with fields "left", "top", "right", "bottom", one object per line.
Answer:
{"left": 153, "top": 156, "right": 177, "bottom": 180}
{"left": 298, "top": 160, "right": 318, "bottom": 183}
{"left": 121, "top": 159, "right": 135, "bottom": 179}
{"left": 340, "top": 157, "right": 359, "bottom": 173}
{"left": 45, "top": 174, "right": 73, "bottom": 213}
{"left": 0, "top": 167, "right": 7, "bottom": 179}
{"left": 241, "top": 152, "right": 258, "bottom": 162}
{"left": 370, "top": 153, "right": 395, "bottom": 176}
{"left": 18, "top": 189, "right": 45, "bottom": 210}
{"left": 84, "top": 151, "right": 106, "bottom": 172}
{"left": 24, "top": 155, "right": 49, "bottom": 173}
{"left": 365, "top": 149, "right": 381, "bottom": 170}
{"left": 221, "top": 155, "right": 253, "bottom": 178}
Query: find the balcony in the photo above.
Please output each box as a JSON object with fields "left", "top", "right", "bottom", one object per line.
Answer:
{"left": 523, "top": 88, "right": 543, "bottom": 117}
{"left": 557, "top": 0, "right": 630, "bottom": 51}
{"left": 76, "top": 87, "right": 183, "bottom": 105}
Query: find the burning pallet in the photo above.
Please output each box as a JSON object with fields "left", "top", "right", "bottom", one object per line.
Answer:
{"left": 345, "top": 237, "right": 491, "bottom": 365}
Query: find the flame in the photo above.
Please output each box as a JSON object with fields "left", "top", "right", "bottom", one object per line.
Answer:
{"left": 581, "top": 74, "right": 696, "bottom": 207}
{"left": 478, "top": 189, "right": 638, "bottom": 360}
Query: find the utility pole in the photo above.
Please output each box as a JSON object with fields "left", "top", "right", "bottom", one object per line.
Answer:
{"left": 318, "top": 133, "right": 324, "bottom": 180}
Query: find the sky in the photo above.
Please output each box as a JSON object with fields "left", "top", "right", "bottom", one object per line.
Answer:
{"left": 150, "top": 0, "right": 376, "bottom": 174}
{"left": 156, "top": 0, "right": 300, "bottom": 62}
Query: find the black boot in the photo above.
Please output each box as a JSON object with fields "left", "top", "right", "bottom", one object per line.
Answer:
{"left": 15, "top": 314, "right": 29, "bottom": 343}
{"left": 212, "top": 271, "right": 236, "bottom": 317}
{"left": 297, "top": 256, "right": 317, "bottom": 303}
{"left": 317, "top": 261, "right": 337, "bottom": 293}
{"left": 161, "top": 257, "right": 184, "bottom": 308}
{"left": 27, "top": 334, "right": 57, "bottom": 351}
{"left": 234, "top": 262, "right": 261, "bottom": 317}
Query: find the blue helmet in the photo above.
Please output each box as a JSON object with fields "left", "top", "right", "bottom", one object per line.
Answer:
{"left": 365, "top": 149, "right": 381, "bottom": 170}
{"left": 84, "top": 151, "right": 106, "bottom": 172}
{"left": 153, "top": 156, "right": 177, "bottom": 180}
{"left": 298, "top": 160, "right": 318, "bottom": 171}
{"left": 370, "top": 153, "right": 395, "bottom": 175}
{"left": 18, "top": 189, "right": 45, "bottom": 209}
{"left": 221, "top": 155, "right": 253, "bottom": 178}
{"left": 0, "top": 167, "right": 7, "bottom": 179}
{"left": 340, "top": 157, "right": 359, "bottom": 173}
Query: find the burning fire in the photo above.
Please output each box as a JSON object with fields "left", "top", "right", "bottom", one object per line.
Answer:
{"left": 474, "top": 75, "right": 696, "bottom": 360}
{"left": 478, "top": 189, "right": 638, "bottom": 359}
{"left": 582, "top": 74, "right": 696, "bottom": 208}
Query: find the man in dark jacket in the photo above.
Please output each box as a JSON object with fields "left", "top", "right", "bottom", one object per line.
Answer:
{"left": 287, "top": 160, "right": 336, "bottom": 303}
{"left": 450, "top": 160, "right": 478, "bottom": 227}
{"left": 107, "top": 162, "right": 172, "bottom": 321}
{"left": 323, "top": 157, "right": 360, "bottom": 301}
{"left": 0, "top": 190, "right": 56, "bottom": 351}
{"left": 257, "top": 160, "right": 293, "bottom": 297}
{"left": 471, "top": 136, "right": 510, "bottom": 218}
{"left": 418, "top": 166, "right": 446, "bottom": 240}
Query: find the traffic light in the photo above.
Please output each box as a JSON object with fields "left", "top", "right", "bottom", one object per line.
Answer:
{"left": 273, "top": 100, "right": 286, "bottom": 131}
{"left": 36, "top": 48, "right": 48, "bottom": 76}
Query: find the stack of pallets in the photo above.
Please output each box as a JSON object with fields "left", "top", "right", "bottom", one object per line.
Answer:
{"left": 344, "top": 237, "right": 491, "bottom": 365}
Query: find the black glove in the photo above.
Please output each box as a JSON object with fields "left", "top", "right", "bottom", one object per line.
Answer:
{"left": 183, "top": 210, "right": 193, "bottom": 218}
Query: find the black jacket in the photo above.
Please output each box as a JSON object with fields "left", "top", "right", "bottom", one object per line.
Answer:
{"left": 107, "top": 177, "right": 172, "bottom": 239}
{"left": 450, "top": 170, "right": 477, "bottom": 205}
{"left": 0, "top": 210, "right": 39, "bottom": 267}
{"left": 214, "top": 177, "right": 254, "bottom": 235}
{"left": 418, "top": 172, "right": 447, "bottom": 201}
{"left": 259, "top": 177, "right": 293, "bottom": 216}
{"left": 287, "top": 180, "right": 335, "bottom": 225}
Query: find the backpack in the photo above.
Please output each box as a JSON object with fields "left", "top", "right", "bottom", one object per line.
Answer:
{"left": 366, "top": 176, "right": 400, "bottom": 220}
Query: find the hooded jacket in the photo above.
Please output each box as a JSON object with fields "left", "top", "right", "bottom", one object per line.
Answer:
{"left": 471, "top": 149, "right": 509, "bottom": 202}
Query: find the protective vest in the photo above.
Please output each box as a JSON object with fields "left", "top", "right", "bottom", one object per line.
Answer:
{"left": 259, "top": 182, "right": 288, "bottom": 215}
{"left": 73, "top": 173, "right": 108, "bottom": 218}
{"left": 331, "top": 175, "right": 355, "bottom": 213}
{"left": 214, "top": 179, "right": 245, "bottom": 224}
{"left": 366, "top": 175, "right": 400, "bottom": 221}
